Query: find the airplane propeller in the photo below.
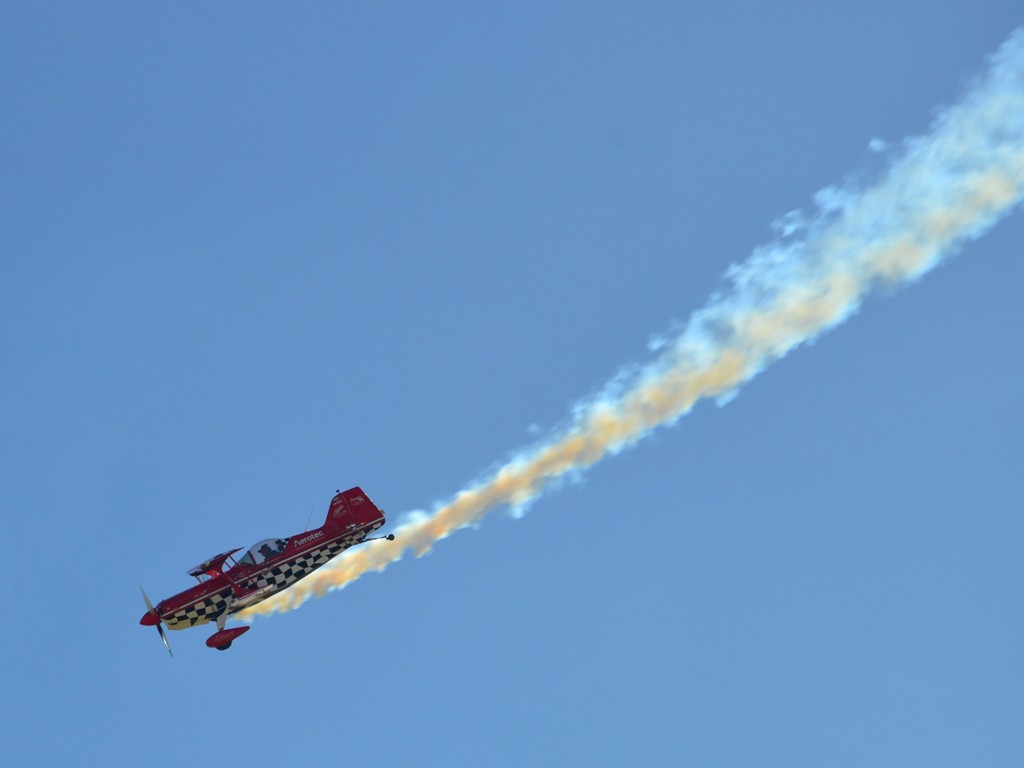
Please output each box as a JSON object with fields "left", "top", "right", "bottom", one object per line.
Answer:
{"left": 140, "top": 587, "right": 173, "bottom": 658}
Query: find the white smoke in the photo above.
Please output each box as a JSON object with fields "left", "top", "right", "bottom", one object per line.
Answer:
{"left": 239, "top": 28, "right": 1024, "bottom": 618}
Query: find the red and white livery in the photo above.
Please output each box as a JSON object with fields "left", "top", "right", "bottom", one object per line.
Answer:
{"left": 140, "top": 487, "right": 392, "bottom": 653}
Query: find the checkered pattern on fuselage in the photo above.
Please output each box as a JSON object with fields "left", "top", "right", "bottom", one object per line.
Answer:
{"left": 250, "top": 539, "right": 347, "bottom": 593}
{"left": 247, "top": 523, "right": 380, "bottom": 593}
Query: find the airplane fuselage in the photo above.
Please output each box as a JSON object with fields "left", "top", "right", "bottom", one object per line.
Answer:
{"left": 159, "top": 521, "right": 381, "bottom": 628}
{"left": 143, "top": 488, "right": 386, "bottom": 640}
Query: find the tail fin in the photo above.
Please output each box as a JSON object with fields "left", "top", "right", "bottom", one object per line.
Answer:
{"left": 324, "top": 486, "right": 384, "bottom": 533}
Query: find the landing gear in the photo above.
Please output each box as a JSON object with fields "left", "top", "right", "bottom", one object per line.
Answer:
{"left": 206, "top": 625, "right": 250, "bottom": 650}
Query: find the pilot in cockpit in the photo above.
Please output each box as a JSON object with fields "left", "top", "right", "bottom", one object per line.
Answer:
{"left": 259, "top": 543, "right": 275, "bottom": 560}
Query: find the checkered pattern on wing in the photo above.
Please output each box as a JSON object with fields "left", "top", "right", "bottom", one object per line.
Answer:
{"left": 165, "top": 589, "right": 233, "bottom": 629}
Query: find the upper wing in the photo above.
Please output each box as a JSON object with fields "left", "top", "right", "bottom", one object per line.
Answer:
{"left": 187, "top": 548, "right": 242, "bottom": 577}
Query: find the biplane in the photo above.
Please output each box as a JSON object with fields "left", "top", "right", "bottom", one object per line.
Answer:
{"left": 139, "top": 487, "right": 393, "bottom": 654}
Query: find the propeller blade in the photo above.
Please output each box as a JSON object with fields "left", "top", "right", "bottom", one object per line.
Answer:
{"left": 140, "top": 586, "right": 173, "bottom": 658}
{"left": 140, "top": 586, "right": 157, "bottom": 617}
{"left": 156, "top": 622, "right": 173, "bottom": 658}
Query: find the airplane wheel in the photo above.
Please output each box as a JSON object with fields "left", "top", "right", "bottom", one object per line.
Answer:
{"left": 215, "top": 642, "right": 232, "bottom": 651}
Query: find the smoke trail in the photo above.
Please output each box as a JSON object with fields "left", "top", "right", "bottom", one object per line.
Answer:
{"left": 239, "top": 29, "right": 1024, "bottom": 619}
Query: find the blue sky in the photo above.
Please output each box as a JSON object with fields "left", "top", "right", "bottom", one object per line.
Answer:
{"left": 3, "top": 3, "right": 1023, "bottom": 766}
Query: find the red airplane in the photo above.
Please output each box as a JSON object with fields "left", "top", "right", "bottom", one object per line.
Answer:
{"left": 139, "top": 486, "right": 393, "bottom": 654}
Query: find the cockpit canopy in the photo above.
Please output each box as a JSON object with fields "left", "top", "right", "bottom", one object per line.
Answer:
{"left": 238, "top": 538, "right": 290, "bottom": 566}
